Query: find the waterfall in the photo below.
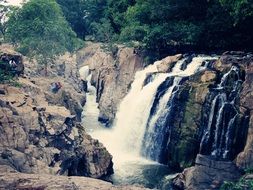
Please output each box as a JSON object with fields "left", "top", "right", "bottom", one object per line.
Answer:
{"left": 90, "top": 61, "right": 168, "bottom": 161}
{"left": 80, "top": 66, "right": 104, "bottom": 133}
{"left": 200, "top": 65, "right": 243, "bottom": 160}
{"left": 141, "top": 56, "right": 216, "bottom": 163}
{"left": 79, "top": 55, "right": 217, "bottom": 187}
{"left": 82, "top": 56, "right": 216, "bottom": 161}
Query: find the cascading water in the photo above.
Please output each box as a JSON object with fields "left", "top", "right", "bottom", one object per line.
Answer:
{"left": 80, "top": 66, "right": 105, "bottom": 132}
{"left": 79, "top": 55, "right": 217, "bottom": 188}
{"left": 141, "top": 56, "right": 216, "bottom": 163}
{"left": 200, "top": 65, "right": 244, "bottom": 160}
{"left": 80, "top": 63, "right": 173, "bottom": 188}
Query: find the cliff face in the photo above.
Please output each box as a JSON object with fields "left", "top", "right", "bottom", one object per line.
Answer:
{"left": 236, "top": 53, "right": 253, "bottom": 169}
{"left": 77, "top": 43, "right": 145, "bottom": 126}
{"left": 171, "top": 52, "right": 253, "bottom": 190}
{"left": 0, "top": 46, "right": 114, "bottom": 182}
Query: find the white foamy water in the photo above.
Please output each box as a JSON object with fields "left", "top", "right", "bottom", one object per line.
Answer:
{"left": 90, "top": 61, "right": 165, "bottom": 163}
{"left": 79, "top": 55, "right": 217, "bottom": 187}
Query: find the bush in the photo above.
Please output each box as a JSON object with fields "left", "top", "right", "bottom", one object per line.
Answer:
{"left": 220, "top": 178, "right": 253, "bottom": 190}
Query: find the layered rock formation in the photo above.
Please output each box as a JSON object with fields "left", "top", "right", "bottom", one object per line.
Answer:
{"left": 236, "top": 52, "right": 253, "bottom": 169}
{"left": 171, "top": 52, "right": 253, "bottom": 189}
{"left": 0, "top": 45, "right": 116, "bottom": 188}
{"left": 77, "top": 43, "right": 145, "bottom": 125}
{"left": 0, "top": 77, "right": 113, "bottom": 179}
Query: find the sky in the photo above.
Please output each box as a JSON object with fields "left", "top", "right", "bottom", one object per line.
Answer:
{"left": 4, "top": 0, "right": 24, "bottom": 6}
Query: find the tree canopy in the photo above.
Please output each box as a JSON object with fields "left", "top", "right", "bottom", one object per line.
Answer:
{"left": 56, "top": 0, "right": 253, "bottom": 57}
{"left": 4, "top": 0, "right": 253, "bottom": 61}
{"left": 6, "top": 0, "right": 82, "bottom": 72}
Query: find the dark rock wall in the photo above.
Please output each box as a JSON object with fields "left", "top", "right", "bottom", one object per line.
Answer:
{"left": 172, "top": 52, "right": 253, "bottom": 190}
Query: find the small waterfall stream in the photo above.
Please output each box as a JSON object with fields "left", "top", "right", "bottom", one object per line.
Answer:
{"left": 200, "top": 66, "right": 244, "bottom": 160}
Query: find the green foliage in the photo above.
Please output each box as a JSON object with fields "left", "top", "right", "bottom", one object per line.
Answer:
{"left": 4, "top": 0, "right": 253, "bottom": 61}
{"left": 219, "top": 0, "right": 253, "bottom": 23}
{"left": 56, "top": 0, "right": 107, "bottom": 39}
{"left": 220, "top": 178, "right": 253, "bottom": 190}
{"left": 106, "top": 0, "right": 136, "bottom": 33}
{"left": 90, "top": 18, "right": 115, "bottom": 43}
{"left": 57, "top": 0, "right": 253, "bottom": 56}
{"left": 245, "top": 168, "right": 253, "bottom": 174}
{"left": 56, "top": 0, "right": 87, "bottom": 39}
{"left": 6, "top": 0, "right": 82, "bottom": 72}
{"left": 0, "top": 4, "right": 17, "bottom": 40}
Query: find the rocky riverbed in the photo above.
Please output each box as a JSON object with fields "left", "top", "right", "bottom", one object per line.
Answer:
{"left": 0, "top": 44, "right": 148, "bottom": 190}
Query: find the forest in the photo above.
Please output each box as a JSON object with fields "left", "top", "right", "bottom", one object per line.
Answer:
{"left": 1, "top": 0, "right": 253, "bottom": 62}
{"left": 56, "top": 0, "right": 253, "bottom": 56}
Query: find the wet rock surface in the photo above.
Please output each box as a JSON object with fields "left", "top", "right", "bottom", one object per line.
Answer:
{"left": 156, "top": 54, "right": 182, "bottom": 73}
{"left": 171, "top": 52, "right": 253, "bottom": 189}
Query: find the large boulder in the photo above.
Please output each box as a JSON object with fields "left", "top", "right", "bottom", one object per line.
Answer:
{"left": 171, "top": 52, "right": 253, "bottom": 189}
{"left": 153, "top": 69, "right": 217, "bottom": 169}
{"left": 172, "top": 154, "right": 243, "bottom": 190}
{"left": 156, "top": 54, "right": 182, "bottom": 72}
{"left": 236, "top": 53, "right": 253, "bottom": 169}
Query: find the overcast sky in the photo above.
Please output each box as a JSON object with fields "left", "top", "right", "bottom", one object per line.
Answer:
{"left": 5, "top": 0, "right": 24, "bottom": 6}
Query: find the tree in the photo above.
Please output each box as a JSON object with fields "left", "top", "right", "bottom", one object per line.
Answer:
{"left": 56, "top": 0, "right": 87, "bottom": 39}
{"left": 219, "top": 0, "right": 253, "bottom": 23}
{"left": 106, "top": 0, "right": 136, "bottom": 33}
{"left": 0, "top": 4, "right": 17, "bottom": 40}
{"left": 6, "top": 0, "right": 82, "bottom": 75}
{"left": 56, "top": 0, "right": 107, "bottom": 39}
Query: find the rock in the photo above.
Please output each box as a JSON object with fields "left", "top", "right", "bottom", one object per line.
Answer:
{"left": 172, "top": 154, "right": 243, "bottom": 190}
{"left": 200, "top": 70, "right": 217, "bottom": 83}
{"left": 0, "top": 45, "right": 24, "bottom": 76}
{"left": 156, "top": 69, "right": 217, "bottom": 169}
{"left": 0, "top": 148, "right": 56, "bottom": 174}
{"left": 59, "top": 137, "right": 113, "bottom": 178}
{"left": 233, "top": 54, "right": 253, "bottom": 169}
{"left": 0, "top": 172, "right": 149, "bottom": 190}
{"left": 236, "top": 113, "right": 253, "bottom": 169}
{"left": 45, "top": 89, "right": 84, "bottom": 122}
{"left": 77, "top": 43, "right": 145, "bottom": 125}
{"left": 156, "top": 54, "right": 182, "bottom": 73}
{"left": 18, "top": 76, "right": 85, "bottom": 122}
{"left": 0, "top": 88, "right": 6, "bottom": 94}
{"left": 0, "top": 81, "right": 113, "bottom": 179}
